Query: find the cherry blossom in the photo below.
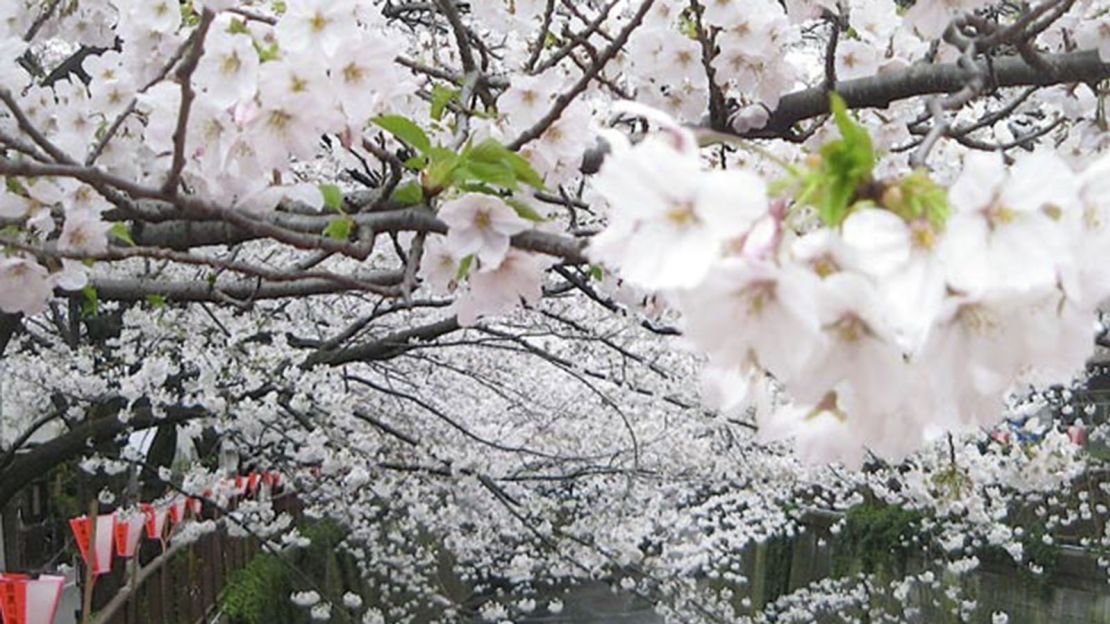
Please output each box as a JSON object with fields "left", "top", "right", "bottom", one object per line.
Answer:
{"left": 0, "top": 255, "right": 52, "bottom": 315}
{"left": 2, "top": 2, "right": 1110, "bottom": 621}
{"left": 439, "top": 194, "right": 531, "bottom": 268}
{"left": 589, "top": 135, "right": 768, "bottom": 290}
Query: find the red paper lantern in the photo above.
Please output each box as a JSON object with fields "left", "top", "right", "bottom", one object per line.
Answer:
{"left": 141, "top": 503, "right": 169, "bottom": 541}
{"left": 68, "top": 513, "right": 115, "bottom": 575}
{"left": 114, "top": 511, "right": 145, "bottom": 558}
{"left": 168, "top": 497, "right": 187, "bottom": 525}
{"left": 1068, "top": 422, "right": 1088, "bottom": 446}
{"left": 0, "top": 574, "right": 64, "bottom": 624}
{"left": 248, "top": 473, "right": 261, "bottom": 495}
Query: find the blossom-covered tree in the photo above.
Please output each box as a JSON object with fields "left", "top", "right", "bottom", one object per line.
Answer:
{"left": 3, "top": 0, "right": 1110, "bottom": 621}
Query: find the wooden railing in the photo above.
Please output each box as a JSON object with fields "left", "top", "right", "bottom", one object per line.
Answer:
{"left": 83, "top": 494, "right": 302, "bottom": 624}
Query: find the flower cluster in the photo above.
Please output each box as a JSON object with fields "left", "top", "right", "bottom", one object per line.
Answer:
{"left": 591, "top": 104, "right": 1110, "bottom": 465}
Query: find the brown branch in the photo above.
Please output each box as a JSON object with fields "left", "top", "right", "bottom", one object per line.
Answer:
{"left": 87, "top": 29, "right": 198, "bottom": 165}
{"left": 526, "top": 0, "right": 558, "bottom": 72}
{"left": 162, "top": 10, "right": 215, "bottom": 195}
{"left": 0, "top": 237, "right": 401, "bottom": 296}
{"left": 532, "top": 0, "right": 621, "bottom": 75}
{"left": 22, "top": 0, "right": 63, "bottom": 42}
{"left": 507, "top": 0, "right": 656, "bottom": 150}
{"left": 0, "top": 404, "right": 205, "bottom": 510}
{"left": 305, "top": 316, "right": 461, "bottom": 366}
{"left": 736, "top": 49, "right": 1110, "bottom": 138}
{"left": 434, "top": 0, "right": 476, "bottom": 73}
{"left": 84, "top": 274, "right": 401, "bottom": 303}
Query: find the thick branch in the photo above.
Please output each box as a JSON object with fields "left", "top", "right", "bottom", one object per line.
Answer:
{"left": 740, "top": 49, "right": 1110, "bottom": 138}
{"left": 133, "top": 208, "right": 589, "bottom": 263}
{"left": 305, "top": 316, "right": 461, "bottom": 366}
{"left": 0, "top": 405, "right": 204, "bottom": 509}
{"left": 84, "top": 274, "right": 402, "bottom": 303}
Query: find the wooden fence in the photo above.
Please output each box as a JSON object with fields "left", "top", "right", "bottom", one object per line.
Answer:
{"left": 62, "top": 494, "right": 303, "bottom": 624}
{"left": 93, "top": 526, "right": 258, "bottom": 624}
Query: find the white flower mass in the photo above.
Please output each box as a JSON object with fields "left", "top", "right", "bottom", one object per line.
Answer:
{"left": 2, "top": 0, "right": 1110, "bottom": 622}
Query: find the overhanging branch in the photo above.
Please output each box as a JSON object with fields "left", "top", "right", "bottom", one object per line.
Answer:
{"left": 739, "top": 49, "right": 1110, "bottom": 138}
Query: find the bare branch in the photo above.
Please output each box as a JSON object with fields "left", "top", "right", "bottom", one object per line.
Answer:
{"left": 162, "top": 10, "right": 215, "bottom": 195}
{"left": 736, "top": 50, "right": 1110, "bottom": 139}
{"left": 508, "top": 0, "right": 657, "bottom": 150}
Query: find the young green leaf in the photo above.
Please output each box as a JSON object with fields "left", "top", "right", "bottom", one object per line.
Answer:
{"left": 503, "top": 150, "right": 546, "bottom": 189}
{"left": 373, "top": 115, "right": 432, "bottom": 154}
{"left": 456, "top": 254, "right": 475, "bottom": 281}
{"left": 81, "top": 286, "right": 98, "bottom": 317}
{"left": 795, "top": 93, "right": 877, "bottom": 228}
{"left": 466, "top": 138, "right": 545, "bottom": 189}
{"left": 145, "top": 294, "right": 167, "bottom": 309}
{"left": 256, "top": 41, "right": 280, "bottom": 62}
{"left": 319, "top": 184, "right": 344, "bottom": 212}
{"left": 422, "top": 153, "right": 461, "bottom": 195}
{"left": 430, "top": 85, "right": 460, "bottom": 122}
{"left": 324, "top": 216, "right": 354, "bottom": 241}
{"left": 5, "top": 177, "right": 26, "bottom": 195}
{"left": 227, "top": 18, "right": 250, "bottom": 35}
{"left": 403, "top": 155, "right": 428, "bottom": 171}
{"left": 455, "top": 160, "right": 518, "bottom": 190}
{"left": 109, "top": 222, "right": 135, "bottom": 246}
{"left": 505, "top": 198, "right": 547, "bottom": 222}
{"left": 391, "top": 181, "right": 425, "bottom": 206}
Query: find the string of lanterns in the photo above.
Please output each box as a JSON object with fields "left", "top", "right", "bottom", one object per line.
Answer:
{"left": 0, "top": 472, "right": 283, "bottom": 624}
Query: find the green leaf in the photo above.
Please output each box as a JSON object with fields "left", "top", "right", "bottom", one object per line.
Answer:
{"left": 503, "top": 151, "right": 546, "bottom": 189}
{"left": 403, "top": 155, "right": 428, "bottom": 171}
{"left": 324, "top": 217, "right": 353, "bottom": 241}
{"left": 80, "top": 286, "right": 98, "bottom": 318}
{"left": 423, "top": 153, "right": 461, "bottom": 194}
{"left": 796, "top": 93, "right": 877, "bottom": 228}
{"left": 319, "top": 184, "right": 344, "bottom": 212}
{"left": 588, "top": 265, "right": 604, "bottom": 281}
{"left": 227, "top": 18, "right": 250, "bottom": 35}
{"left": 145, "top": 294, "right": 167, "bottom": 309}
{"left": 430, "top": 85, "right": 460, "bottom": 122}
{"left": 4, "top": 177, "right": 26, "bottom": 195}
{"left": 454, "top": 182, "right": 503, "bottom": 196}
{"left": 255, "top": 41, "right": 280, "bottom": 62}
{"left": 505, "top": 198, "right": 546, "bottom": 222}
{"left": 426, "top": 146, "right": 458, "bottom": 162}
{"left": 180, "top": 0, "right": 199, "bottom": 27}
{"left": 391, "top": 181, "right": 425, "bottom": 206}
{"left": 829, "top": 93, "right": 874, "bottom": 169}
{"left": 465, "top": 138, "right": 545, "bottom": 189}
{"left": 454, "top": 161, "right": 518, "bottom": 190}
{"left": 373, "top": 115, "right": 432, "bottom": 154}
{"left": 456, "top": 254, "right": 474, "bottom": 281}
{"left": 109, "top": 222, "right": 135, "bottom": 246}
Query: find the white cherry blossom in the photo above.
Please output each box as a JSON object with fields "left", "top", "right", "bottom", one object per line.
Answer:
{"left": 439, "top": 194, "right": 531, "bottom": 268}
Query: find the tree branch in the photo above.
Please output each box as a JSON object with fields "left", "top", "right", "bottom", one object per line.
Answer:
{"left": 737, "top": 49, "right": 1110, "bottom": 138}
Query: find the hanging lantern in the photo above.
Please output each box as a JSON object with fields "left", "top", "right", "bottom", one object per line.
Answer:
{"left": 141, "top": 503, "right": 169, "bottom": 541}
{"left": 0, "top": 574, "right": 65, "bottom": 624}
{"left": 168, "top": 497, "right": 187, "bottom": 525}
{"left": 1068, "top": 421, "right": 1088, "bottom": 446}
{"left": 68, "top": 513, "right": 115, "bottom": 575}
{"left": 114, "top": 511, "right": 145, "bottom": 558}
{"left": 247, "top": 473, "right": 261, "bottom": 495}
